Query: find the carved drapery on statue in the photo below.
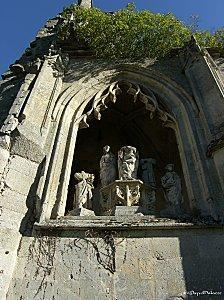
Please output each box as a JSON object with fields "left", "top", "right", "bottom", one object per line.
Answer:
{"left": 99, "top": 146, "right": 163, "bottom": 216}
{"left": 118, "top": 146, "right": 139, "bottom": 180}
{"left": 161, "top": 164, "right": 183, "bottom": 217}
{"left": 68, "top": 171, "right": 95, "bottom": 216}
{"left": 100, "top": 145, "right": 117, "bottom": 187}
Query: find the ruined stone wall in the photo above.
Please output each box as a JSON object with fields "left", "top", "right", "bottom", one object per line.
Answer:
{"left": 1, "top": 15, "right": 224, "bottom": 299}
{"left": 6, "top": 227, "right": 224, "bottom": 300}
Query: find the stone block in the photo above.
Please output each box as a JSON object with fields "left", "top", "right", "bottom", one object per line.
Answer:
{"left": 124, "top": 238, "right": 154, "bottom": 260}
{"left": 0, "top": 188, "right": 28, "bottom": 215}
{"left": 153, "top": 258, "right": 186, "bottom": 300}
{"left": 0, "top": 207, "right": 25, "bottom": 231}
{"left": 115, "top": 206, "right": 146, "bottom": 216}
{"left": 151, "top": 237, "right": 181, "bottom": 260}
{"left": 67, "top": 207, "right": 95, "bottom": 217}
{"left": 0, "top": 148, "right": 9, "bottom": 175}
{"left": 4, "top": 156, "right": 38, "bottom": 196}
{"left": 114, "top": 273, "right": 154, "bottom": 300}
{"left": 0, "top": 228, "right": 21, "bottom": 300}
{"left": 9, "top": 155, "right": 38, "bottom": 177}
{"left": 197, "top": 234, "right": 224, "bottom": 259}
{"left": 4, "top": 169, "right": 35, "bottom": 196}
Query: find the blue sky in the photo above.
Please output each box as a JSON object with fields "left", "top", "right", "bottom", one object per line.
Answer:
{"left": 1, "top": 0, "right": 224, "bottom": 75}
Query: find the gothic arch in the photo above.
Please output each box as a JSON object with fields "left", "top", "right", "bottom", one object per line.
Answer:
{"left": 37, "top": 66, "right": 219, "bottom": 222}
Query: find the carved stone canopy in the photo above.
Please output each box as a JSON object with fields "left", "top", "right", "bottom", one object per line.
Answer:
{"left": 77, "top": 81, "right": 176, "bottom": 130}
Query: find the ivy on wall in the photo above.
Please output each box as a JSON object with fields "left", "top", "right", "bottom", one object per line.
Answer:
{"left": 58, "top": 3, "right": 224, "bottom": 59}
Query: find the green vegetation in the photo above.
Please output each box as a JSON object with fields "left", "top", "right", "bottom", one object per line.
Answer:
{"left": 58, "top": 3, "right": 224, "bottom": 59}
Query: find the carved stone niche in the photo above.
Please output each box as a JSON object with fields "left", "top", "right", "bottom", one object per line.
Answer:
{"left": 100, "top": 179, "right": 156, "bottom": 216}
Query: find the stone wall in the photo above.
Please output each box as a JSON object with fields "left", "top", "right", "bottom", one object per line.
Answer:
{"left": 1, "top": 12, "right": 224, "bottom": 299}
{"left": 6, "top": 227, "right": 224, "bottom": 300}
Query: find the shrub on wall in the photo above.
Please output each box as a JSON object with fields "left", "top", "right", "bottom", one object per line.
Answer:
{"left": 58, "top": 3, "right": 224, "bottom": 59}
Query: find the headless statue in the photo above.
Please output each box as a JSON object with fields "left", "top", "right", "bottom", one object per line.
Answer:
{"left": 161, "top": 164, "right": 183, "bottom": 215}
{"left": 74, "top": 171, "right": 94, "bottom": 210}
{"left": 140, "top": 158, "right": 156, "bottom": 187}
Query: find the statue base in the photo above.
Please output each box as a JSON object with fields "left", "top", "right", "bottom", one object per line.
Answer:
{"left": 100, "top": 180, "right": 156, "bottom": 216}
{"left": 115, "top": 206, "right": 147, "bottom": 216}
{"left": 68, "top": 208, "right": 95, "bottom": 217}
{"left": 100, "top": 179, "right": 143, "bottom": 210}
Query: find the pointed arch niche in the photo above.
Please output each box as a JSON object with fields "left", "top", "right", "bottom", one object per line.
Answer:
{"left": 65, "top": 81, "right": 188, "bottom": 215}
{"left": 38, "top": 69, "right": 213, "bottom": 223}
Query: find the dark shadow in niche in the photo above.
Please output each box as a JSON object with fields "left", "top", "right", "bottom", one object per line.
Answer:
{"left": 65, "top": 84, "right": 189, "bottom": 217}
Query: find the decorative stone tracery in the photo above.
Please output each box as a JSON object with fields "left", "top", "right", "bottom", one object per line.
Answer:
{"left": 77, "top": 81, "right": 176, "bottom": 130}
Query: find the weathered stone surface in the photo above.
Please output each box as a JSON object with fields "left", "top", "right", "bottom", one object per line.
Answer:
{"left": 10, "top": 132, "right": 45, "bottom": 163}
{"left": 4, "top": 157, "right": 38, "bottom": 196}
{"left": 1, "top": 4, "right": 224, "bottom": 300}
{"left": 0, "top": 229, "right": 21, "bottom": 300}
{"left": 68, "top": 207, "right": 95, "bottom": 216}
{"left": 115, "top": 206, "right": 146, "bottom": 216}
{"left": 6, "top": 228, "right": 224, "bottom": 300}
{"left": 0, "top": 189, "right": 28, "bottom": 215}
{"left": 0, "top": 148, "right": 10, "bottom": 176}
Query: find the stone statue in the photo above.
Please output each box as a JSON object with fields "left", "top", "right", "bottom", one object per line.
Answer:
{"left": 140, "top": 158, "right": 157, "bottom": 213}
{"left": 140, "top": 158, "right": 156, "bottom": 187}
{"left": 74, "top": 171, "right": 94, "bottom": 210}
{"left": 100, "top": 145, "right": 117, "bottom": 187}
{"left": 118, "top": 146, "right": 139, "bottom": 180}
{"left": 161, "top": 164, "right": 183, "bottom": 215}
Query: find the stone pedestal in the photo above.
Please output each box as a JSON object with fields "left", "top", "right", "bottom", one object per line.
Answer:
{"left": 100, "top": 180, "right": 143, "bottom": 214}
{"left": 114, "top": 180, "right": 143, "bottom": 206}
{"left": 115, "top": 206, "right": 147, "bottom": 216}
{"left": 67, "top": 207, "right": 95, "bottom": 217}
{"left": 100, "top": 180, "right": 157, "bottom": 215}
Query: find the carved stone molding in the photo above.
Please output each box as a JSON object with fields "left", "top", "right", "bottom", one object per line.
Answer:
{"left": 0, "top": 73, "right": 37, "bottom": 135}
{"left": 77, "top": 81, "right": 176, "bottom": 129}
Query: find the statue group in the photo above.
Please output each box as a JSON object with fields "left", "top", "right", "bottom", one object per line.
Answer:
{"left": 72, "top": 145, "right": 183, "bottom": 217}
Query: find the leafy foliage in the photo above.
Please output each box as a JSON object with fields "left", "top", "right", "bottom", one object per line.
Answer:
{"left": 58, "top": 3, "right": 224, "bottom": 59}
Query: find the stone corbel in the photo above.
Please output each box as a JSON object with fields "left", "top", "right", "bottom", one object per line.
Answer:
{"left": 45, "top": 53, "right": 69, "bottom": 78}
